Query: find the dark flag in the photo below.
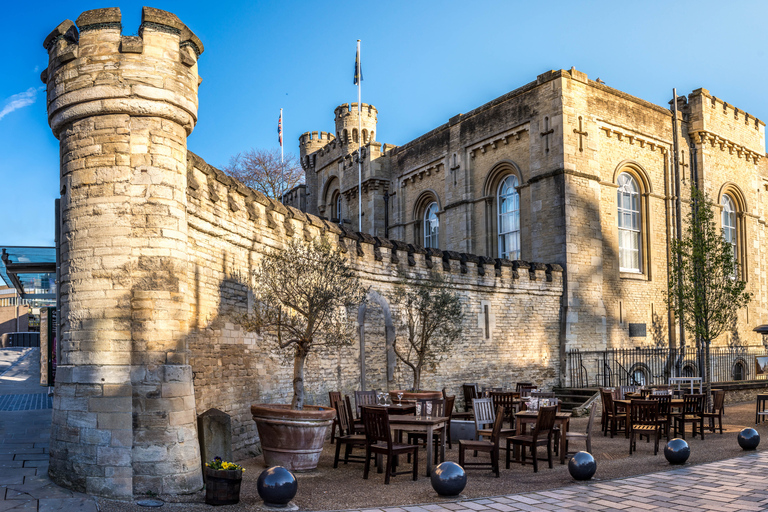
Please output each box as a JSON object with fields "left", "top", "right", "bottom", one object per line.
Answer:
{"left": 354, "top": 41, "right": 362, "bottom": 85}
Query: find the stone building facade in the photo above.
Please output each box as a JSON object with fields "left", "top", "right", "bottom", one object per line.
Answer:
{"left": 41, "top": 7, "right": 565, "bottom": 498}
{"left": 298, "top": 69, "right": 768, "bottom": 354}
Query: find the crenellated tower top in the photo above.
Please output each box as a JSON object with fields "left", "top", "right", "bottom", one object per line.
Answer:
{"left": 334, "top": 103, "right": 377, "bottom": 148}
{"left": 42, "top": 6, "right": 203, "bottom": 139}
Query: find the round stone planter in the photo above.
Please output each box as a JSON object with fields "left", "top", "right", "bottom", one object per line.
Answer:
{"left": 389, "top": 390, "right": 443, "bottom": 401}
{"left": 251, "top": 404, "right": 335, "bottom": 472}
{"left": 204, "top": 467, "right": 242, "bottom": 506}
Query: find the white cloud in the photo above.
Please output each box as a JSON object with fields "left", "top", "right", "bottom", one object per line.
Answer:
{"left": 0, "top": 86, "right": 44, "bottom": 122}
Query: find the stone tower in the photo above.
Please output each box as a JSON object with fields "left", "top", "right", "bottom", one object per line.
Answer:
{"left": 42, "top": 7, "right": 203, "bottom": 498}
{"left": 335, "top": 102, "right": 377, "bottom": 149}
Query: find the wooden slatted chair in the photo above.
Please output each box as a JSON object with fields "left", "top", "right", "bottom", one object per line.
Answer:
{"left": 600, "top": 388, "right": 627, "bottom": 438}
{"left": 333, "top": 397, "right": 369, "bottom": 467}
{"left": 344, "top": 395, "right": 365, "bottom": 435}
{"left": 505, "top": 405, "right": 557, "bottom": 472}
{"left": 702, "top": 389, "right": 725, "bottom": 435}
{"left": 672, "top": 393, "right": 705, "bottom": 440}
{"left": 361, "top": 406, "right": 418, "bottom": 484}
{"left": 354, "top": 390, "right": 377, "bottom": 417}
{"left": 629, "top": 399, "right": 660, "bottom": 455}
{"left": 648, "top": 394, "right": 671, "bottom": 440}
{"left": 459, "top": 405, "right": 505, "bottom": 477}
{"left": 329, "top": 391, "right": 342, "bottom": 444}
{"left": 489, "top": 391, "right": 519, "bottom": 427}
{"left": 565, "top": 402, "right": 597, "bottom": 455}
{"left": 462, "top": 384, "right": 479, "bottom": 414}
{"left": 515, "top": 382, "right": 534, "bottom": 393}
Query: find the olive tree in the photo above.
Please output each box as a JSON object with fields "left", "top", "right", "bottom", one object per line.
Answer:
{"left": 237, "top": 238, "right": 365, "bottom": 409}
{"left": 667, "top": 186, "right": 752, "bottom": 400}
{"left": 389, "top": 273, "right": 464, "bottom": 391}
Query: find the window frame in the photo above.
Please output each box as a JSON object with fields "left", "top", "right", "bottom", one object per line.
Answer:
{"left": 617, "top": 172, "right": 642, "bottom": 273}
{"left": 423, "top": 201, "right": 439, "bottom": 249}
{"left": 497, "top": 174, "right": 520, "bottom": 260}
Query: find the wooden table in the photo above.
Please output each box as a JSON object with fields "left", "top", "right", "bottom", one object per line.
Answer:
{"left": 364, "top": 404, "right": 416, "bottom": 415}
{"left": 614, "top": 398, "right": 684, "bottom": 436}
{"left": 387, "top": 415, "right": 448, "bottom": 477}
{"left": 514, "top": 410, "right": 571, "bottom": 465}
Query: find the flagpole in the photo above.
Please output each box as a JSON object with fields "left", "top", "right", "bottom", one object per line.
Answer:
{"left": 357, "top": 40, "right": 362, "bottom": 233}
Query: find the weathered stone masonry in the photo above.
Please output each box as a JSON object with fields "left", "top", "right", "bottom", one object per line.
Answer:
{"left": 41, "top": 7, "right": 564, "bottom": 498}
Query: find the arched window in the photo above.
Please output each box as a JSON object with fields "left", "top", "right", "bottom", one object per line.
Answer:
{"left": 497, "top": 175, "right": 520, "bottom": 260}
{"left": 332, "top": 191, "right": 343, "bottom": 222}
{"left": 617, "top": 173, "right": 641, "bottom": 272}
{"left": 424, "top": 202, "right": 439, "bottom": 248}
{"left": 722, "top": 194, "right": 737, "bottom": 273}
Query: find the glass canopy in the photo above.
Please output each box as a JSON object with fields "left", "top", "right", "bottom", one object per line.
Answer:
{"left": 0, "top": 246, "right": 56, "bottom": 303}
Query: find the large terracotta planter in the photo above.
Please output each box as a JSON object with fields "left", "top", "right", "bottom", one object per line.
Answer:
{"left": 251, "top": 404, "right": 335, "bottom": 471}
{"left": 389, "top": 390, "right": 442, "bottom": 400}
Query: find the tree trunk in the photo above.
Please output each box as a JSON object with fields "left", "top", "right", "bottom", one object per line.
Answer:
{"left": 703, "top": 340, "right": 712, "bottom": 411}
{"left": 412, "top": 367, "right": 421, "bottom": 392}
{"left": 292, "top": 344, "right": 309, "bottom": 410}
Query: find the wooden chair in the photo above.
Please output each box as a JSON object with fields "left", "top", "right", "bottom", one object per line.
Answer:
{"left": 407, "top": 396, "right": 454, "bottom": 461}
{"left": 462, "top": 384, "right": 479, "bottom": 413}
{"left": 329, "top": 391, "right": 342, "bottom": 444}
{"left": 600, "top": 388, "right": 627, "bottom": 438}
{"left": 505, "top": 405, "right": 557, "bottom": 472}
{"left": 515, "top": 382, "right": 534, "bottom": 393}
{"left": 354, "top": 390, "right": 377, "bottom": 417}
{"left": 333, "top": 398, "right": 369, "bottom": 467}
{"left": 618, "top": 385, "right": 637, "bottom": 400}
{"left": 519, "top": 386, "right": 537, "bottom": 398}
{"left": 489, "top": 391, "right": 519, "bottom": 427}
{"left": 629, "top": 399, "right": 660, "bottom": 455}
{"left": 344, "top": 395, "right": 365, "bottom": 435}
{"left": 565, "top": 403, "right": 597, "bottom": 455}
{"left": 361, "top": 407, "right": 418, "bottom": 484}
{"left": 472, "top": 398, "right": 495, "bottom": 441}
{"left": 672, "top": 393, "right": 705, "bottom": 440}
{"left": 702, "top": 389, "right": 725, "bottom": 435}
{"left": 648, "top": 394, "right": 671, "bottom": 439}
{"left": 459, "top": 405, "right": 505, "bottom": 477}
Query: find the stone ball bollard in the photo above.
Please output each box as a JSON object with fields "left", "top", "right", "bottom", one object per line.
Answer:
{"left": 257, "top": 466, "right": 298, "bottom": 508}
{"left": 664, "top": 438, "right": 690, "bottom": 464}
{"left": 568, "top": 451, "right": 596, "bottom": 481}
{"left": 738, "top": 428, "right": 760, "bottom": 450}
{"left": 431, "top": 461, "right": 467, "bottom": 496}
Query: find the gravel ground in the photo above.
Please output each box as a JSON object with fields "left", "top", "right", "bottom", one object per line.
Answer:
{"left": 98, "top": 400, "right": 766, "bottom": 512}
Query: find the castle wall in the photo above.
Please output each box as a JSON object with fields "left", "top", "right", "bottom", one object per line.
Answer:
{"left": 185, "top": 153, "right": 564, "bottom": 458}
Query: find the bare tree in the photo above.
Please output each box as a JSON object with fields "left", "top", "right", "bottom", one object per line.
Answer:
{"left": 236, "top": 238, "right": 365, "bottom": 410}
{"left": 224, "top": 148, "right": 303, "bottom": 199}
{"left": 389, "top": 273, "right": 464, "bottom": 391}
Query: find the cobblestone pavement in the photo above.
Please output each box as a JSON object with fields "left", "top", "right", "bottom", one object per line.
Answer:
{"left": 0, "top": 348, "right": 98, "bottom": 512}
{"left": 336, "top": 453, "right": 768, "bottom": 512}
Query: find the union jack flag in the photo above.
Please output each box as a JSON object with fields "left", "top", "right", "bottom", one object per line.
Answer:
{"left": 278, "top": 111, "right": 283, "bottom": 147}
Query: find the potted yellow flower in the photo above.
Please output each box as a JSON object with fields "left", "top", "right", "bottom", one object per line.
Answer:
{"left": 204, "top": 456, "right": 245, "bottom": 506}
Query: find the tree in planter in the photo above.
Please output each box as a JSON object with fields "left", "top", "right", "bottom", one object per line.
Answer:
{"left": 666, "top": 186, "right": 752, "bottom": 402}
{"left": 389, "top": 273, "right": 464, "bottom": 391}
{"left": 237, "top": 238, "right": 365, "bottom": 409}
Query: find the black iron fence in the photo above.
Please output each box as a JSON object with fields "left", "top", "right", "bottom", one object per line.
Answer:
{"left": 565, "top": 346, "right": 768, "bottom": 388}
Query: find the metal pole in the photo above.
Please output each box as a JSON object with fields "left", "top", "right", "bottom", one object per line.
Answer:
{"left": 357, "top": 40, "right": 362, "bottom": 233}
{"left": 671, "top": 89, "right": 685, "bottom": 360}
{"left": 384, "top": 190, "right": 389, "bottom": 239}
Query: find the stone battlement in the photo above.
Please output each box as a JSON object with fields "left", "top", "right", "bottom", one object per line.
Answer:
{"left": 187, "top": 150, "right": 563, "bottom": 285}
{"left": 335, "top": 102, "right": 378, "bottom": 119}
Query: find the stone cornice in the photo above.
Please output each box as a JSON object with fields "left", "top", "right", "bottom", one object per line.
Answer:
{"left": 690, "top": 130, "right": 763, "bottom": 164}
{"left": 598, "top": 123, "right": 669, "bottom": 156}
{"left": 468, "top": 123, "right": 530, "bottom": 159}
{"left": 399, "top": 159, "right": 445, "bottom": 187}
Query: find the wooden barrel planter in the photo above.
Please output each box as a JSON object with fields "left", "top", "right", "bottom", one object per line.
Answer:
{"left": 204, "top": 467, "right": 242, "bottom": 506}
{"left": 251, "top": 404, "right": 335, "bottom": 471}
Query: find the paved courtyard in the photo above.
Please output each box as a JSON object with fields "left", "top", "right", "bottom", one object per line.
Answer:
{"left": 2, "top": 347, "right": 768, "bottom": 511}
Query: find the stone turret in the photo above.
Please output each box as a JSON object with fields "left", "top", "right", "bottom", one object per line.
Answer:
{"left": 42, "top": 7, "right": 203, "bottom": 498}
{"left": 335, "top": 102, "right": 377, "bottom": 149}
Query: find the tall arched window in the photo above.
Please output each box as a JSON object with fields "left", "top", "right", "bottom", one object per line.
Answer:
{"left": 722, "top": 194, "right": 737, "bottom": 272}
{"left": 497, "top": 175, "right": 520, "bottom": 260}
{"left": 424, "top": 202, "right": 439, "bottom": 248}
{"left": 333, "top": 191, "right": 343, "bottom": 222}
{"left": 617, "top": 173, "right": 641, "bottom": 272}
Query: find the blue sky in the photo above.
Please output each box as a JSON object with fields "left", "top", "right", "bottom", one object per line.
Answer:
{"left": 2, "top": 0, "right": 767, "bottom": 246}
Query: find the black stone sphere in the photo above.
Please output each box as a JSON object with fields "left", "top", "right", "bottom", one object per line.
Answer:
{"left": 664, "top": 438, "right": 690, "bottom": 464}
{"left": 257, "top": 466, "right": 297, "bottom": 508}
{"left": 431, "top": 462, "right": 467, "bottom": 496}
{"left": 568, "top": 451, "right": 596, "bottom": 481}
{"left": 738, "top": 428, "right": 760, "bottom": 450}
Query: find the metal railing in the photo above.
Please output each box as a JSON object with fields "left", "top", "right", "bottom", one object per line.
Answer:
{"left": 565, "top": 346, "right": 768, "bottom": 388}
